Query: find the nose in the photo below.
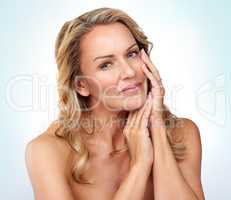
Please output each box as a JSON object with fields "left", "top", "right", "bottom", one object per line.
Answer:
{"left": 120, "top": 61, "right": 136, "bottom": 79}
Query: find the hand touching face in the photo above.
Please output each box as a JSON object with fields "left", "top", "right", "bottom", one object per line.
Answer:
{"left": 140, "top": 48, "right": 165, "bottom": 120}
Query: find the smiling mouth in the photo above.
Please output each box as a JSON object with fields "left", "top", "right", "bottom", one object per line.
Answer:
{"left": 121, "top": 82, "right": 142, "bottom": 95}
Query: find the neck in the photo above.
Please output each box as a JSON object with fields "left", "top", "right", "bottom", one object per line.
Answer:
{"left": 79, "top": 104, "right": 129, "bottom": 156}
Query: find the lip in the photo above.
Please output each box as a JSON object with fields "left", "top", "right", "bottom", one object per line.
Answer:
{"left": 120, "top": 82, "right": 142, "bottom": 94}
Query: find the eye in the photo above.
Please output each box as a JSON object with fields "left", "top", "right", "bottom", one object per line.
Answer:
{"left": 99, "top": 62, "right": 112, "bottom": 70}
{"left": 127, "top": 49, "right": 139, "bottom": 58}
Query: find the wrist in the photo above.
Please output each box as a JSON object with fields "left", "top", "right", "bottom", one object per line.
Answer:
{"left": 150, "top": 125, "right": 169, "bottom": 148}
{"left": 130, "top": 162, "right": 152, "bottom": 177}
{"left": 150, "top": 116, "right": 165, "bottom": 129}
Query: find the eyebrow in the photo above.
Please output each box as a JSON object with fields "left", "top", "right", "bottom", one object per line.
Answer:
{"left": 93, "top": 43, "right": 138, "bottom": 62}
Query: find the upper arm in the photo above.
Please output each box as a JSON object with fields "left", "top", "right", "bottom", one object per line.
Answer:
{"left": 25, "top": 135, "right": 75, "bottom": 200}
{"left": 176, "top": 118, "right": 205, "bottom": 200}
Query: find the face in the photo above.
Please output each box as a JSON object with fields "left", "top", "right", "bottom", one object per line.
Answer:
{"left": 77, "top": 22, "right": 148, "bottom": 112}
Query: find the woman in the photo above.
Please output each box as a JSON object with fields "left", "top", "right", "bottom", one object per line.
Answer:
{"left": 25, "top": 7, "right": 205, "bottom": 200}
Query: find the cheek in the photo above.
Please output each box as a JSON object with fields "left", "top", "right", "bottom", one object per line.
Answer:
{"left": 97, "top": 74, "right": 119, "bottom": 96}
{"left": 102, "top": 82, "right": 118, "bottom": 97}
{"left": 90, "top": 77, "right": 119, "bottom": 98}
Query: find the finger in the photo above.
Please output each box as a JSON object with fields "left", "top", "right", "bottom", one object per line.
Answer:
{"left": 128, "top": 93, "right": 152, "bottom": 137}
{"left": 141, "top": 63, "right": 160, "bottom": 89}
{"left": 126, "top": 111, "right": 133, "bottom": 123}
{"left": 141, "top": 49, "right": 159, "bottom": 77}
{"left": 140, "top": 49, "right": 161, "bottom": 81}
{"left": 141, "top": 63, "right": 164, "bottom": 96}
{"left": 124, "top": 93, "right": 152, "bottom": 135}
{"left": 123, "top": 111, "right": 134, "bottom": 135}
{"left": 134, "top": 93, "right": 152, "bottom": 130}
{"left": 142, "top": 63, "right": 165, "bottom": 97}
{"left": 141, "top": 63, "right": 161, "bottom": 80}
{"left": 140, "top": 93, "right": 153, "bottom": 129}
{"left": 127, "top": 110, "right": 138, "bottom": 133}
{"left": 145, "top": 128, "right": 151, "bottom": 138}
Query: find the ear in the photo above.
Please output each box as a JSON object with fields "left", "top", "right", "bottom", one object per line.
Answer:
{"left": 74, "top": 77, "right": 90, "bottom": 97}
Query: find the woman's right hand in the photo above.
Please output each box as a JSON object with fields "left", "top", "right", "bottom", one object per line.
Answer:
{"left": 123, "top": 92, "right": 154, "bottom": 170}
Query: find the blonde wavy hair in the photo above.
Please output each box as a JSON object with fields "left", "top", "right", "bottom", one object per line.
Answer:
{"left": 54, "top": 7, "right": 186, "bottom": 184}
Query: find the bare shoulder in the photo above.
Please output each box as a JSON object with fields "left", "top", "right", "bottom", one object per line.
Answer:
{"left": 25, "top": 121, "right": 75, "bottom": 200}
{"left": 173, "top": 117, "right": 202, "bottom": 147}
{"left": 25, "top": 121, "right": 73, "bottom": 162}
{"left": 25, "top": 121, "right": 74, "bottom": 177}
{"left": 172, "top": 118, "right": 205, "bottom": 199}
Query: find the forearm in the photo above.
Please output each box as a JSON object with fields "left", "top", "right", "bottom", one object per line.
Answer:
{"left": 113, "top": 165, "right": 150, "bottom": 200}
{"left": 152, "top": 126, "right": 199, "bottom": 200}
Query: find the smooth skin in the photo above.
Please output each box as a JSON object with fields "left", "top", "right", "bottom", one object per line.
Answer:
{"left": 25, "top": 22, "right": 205, "bottom": 200}
{"left": 140, "top": 48, "right": 205, "bottom": 200}
{"left": 25, "top": 94, "right": 155, "bottom": 200}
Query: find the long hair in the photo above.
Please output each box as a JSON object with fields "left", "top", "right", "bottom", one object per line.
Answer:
{"left": 54, "top": 7, "right": 186, "bottom": 184}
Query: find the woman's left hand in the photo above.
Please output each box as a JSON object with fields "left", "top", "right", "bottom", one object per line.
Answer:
{"left": 140, "top": 48, "right": 165, "bottom": 126}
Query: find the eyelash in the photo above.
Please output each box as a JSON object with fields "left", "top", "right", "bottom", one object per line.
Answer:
{"left": 127, "top": 49, "right": 139, "bottom": 58}
{"left": 99, "top": 49, "right": 140, "bottom": 70}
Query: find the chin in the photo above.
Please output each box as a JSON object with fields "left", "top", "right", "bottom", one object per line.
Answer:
{"left": 121, "top": 94, "right": 147, "bottom": 111}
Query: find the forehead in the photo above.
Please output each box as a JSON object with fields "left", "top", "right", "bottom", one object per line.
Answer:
{"left": 80, "top": 22, "right": 137, "bottom": 62}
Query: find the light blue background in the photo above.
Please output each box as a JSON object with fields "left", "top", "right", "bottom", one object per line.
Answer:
{"left": 0, "top": 0, "right": 230, "bottom": 199}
